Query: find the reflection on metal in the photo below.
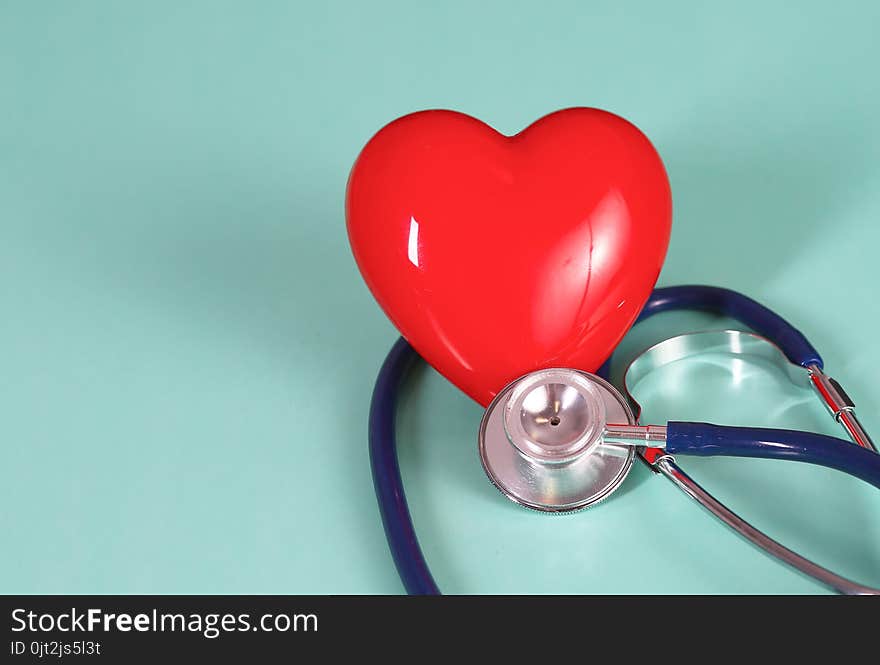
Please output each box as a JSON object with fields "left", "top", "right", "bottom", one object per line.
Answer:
{"left": 624, "top": 329, "right": 879, "bottom": 595}
{"left": 655, "top": 457, "right": 879, "bottom": 595}
{"left": 623, "top": 329, "right": 808, "bottom": 423}
{"left": 623, "top": 329, "right": 876, "bottom": 452}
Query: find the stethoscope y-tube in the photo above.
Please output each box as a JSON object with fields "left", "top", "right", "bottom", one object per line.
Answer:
{"left": 369, "top": 286, "right": 880, "bottom": 595}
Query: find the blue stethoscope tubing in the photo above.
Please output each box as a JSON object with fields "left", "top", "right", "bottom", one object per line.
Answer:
{"left": 369, "top": 286, "right": 880, "bottom": 595}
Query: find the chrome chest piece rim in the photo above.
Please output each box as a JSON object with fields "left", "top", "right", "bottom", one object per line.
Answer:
{"left": 478, "top": 368, "right": 636, "bottom": 513}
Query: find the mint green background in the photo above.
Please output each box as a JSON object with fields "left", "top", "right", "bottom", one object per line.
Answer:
{"left": 2, "top": 2, "right": 878, "bottom": 594}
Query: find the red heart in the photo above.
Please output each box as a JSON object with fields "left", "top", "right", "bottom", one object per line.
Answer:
{"left": 346, "top": 108, "right": 672, "bottom": 407}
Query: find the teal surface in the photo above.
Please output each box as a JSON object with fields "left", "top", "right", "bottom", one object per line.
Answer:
{"left": 2, "top": 2, "right": 878, "bottom": 594}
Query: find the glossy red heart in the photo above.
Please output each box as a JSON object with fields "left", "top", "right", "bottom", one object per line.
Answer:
{"left": 346, "top": 108, "right": 672, "bottom": 407}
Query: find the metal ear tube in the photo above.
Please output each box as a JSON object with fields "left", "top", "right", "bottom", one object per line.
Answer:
{"left": 618, "top": 328, "right": 880, "bottom": 595}
{"left": 807, "top": 364, "right": 876, "bottom": 452}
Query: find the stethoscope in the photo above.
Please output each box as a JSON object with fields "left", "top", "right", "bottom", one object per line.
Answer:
{"left": 369, "top": 285, "right": 880, "bottom": 595}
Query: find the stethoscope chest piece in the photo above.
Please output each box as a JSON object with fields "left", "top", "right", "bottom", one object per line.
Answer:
{"left": 479, "top": 368, "right": 636, "bottom": 512}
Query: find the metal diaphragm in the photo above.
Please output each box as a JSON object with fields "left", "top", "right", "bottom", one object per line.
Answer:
{"left": 478, "top": 368, "right": 636, "bottom": 512}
